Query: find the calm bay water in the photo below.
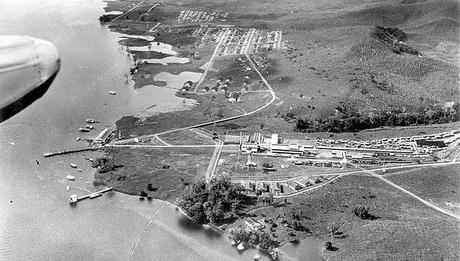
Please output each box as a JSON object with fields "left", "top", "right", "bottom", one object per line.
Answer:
{"left": 0, "top": 0, "right": 323, "bottom": 260}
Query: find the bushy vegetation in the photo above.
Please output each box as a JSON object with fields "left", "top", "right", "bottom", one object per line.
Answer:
{"left": 99, "top": 14, "right": 118, "bottom": 23}
{"left": 353, "top": 205, "right": 378, "bottom": 220}
{"left": 179, "top": 177, "right": 252, "bottom": 224}
{"left": 371, "top": 26, "right": 420, "bottom": 55}
{"left": 91, "top": 156, "right": 116, "bottom": 173}
{"left": 228, "top": 226, "right": 277, "bottom": 249}
{"left": 295, "top": 103, "right": 459, "bottom": 133}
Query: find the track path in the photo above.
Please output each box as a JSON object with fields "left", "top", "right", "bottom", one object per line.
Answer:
{"left": 349, "top": 162, "right": 460, "bottom": 220}
{"left": 111, "top": 1, "right": 145, "bottom": 22}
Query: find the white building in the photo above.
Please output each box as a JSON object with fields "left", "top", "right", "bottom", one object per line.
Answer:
{"left": 92, "top": 128, "right": 112, "bottom": 145}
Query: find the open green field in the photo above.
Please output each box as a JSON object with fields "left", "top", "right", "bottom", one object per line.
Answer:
{"left": 116, "top": 92, "right": 242, "bottom": 137}
{"left": 95, "top": 146, "right": 214, "bottom": 200}
{"left": 250, "top": 174, "right": 459, "bottom": 261}
{"left": 158, "top": 129, "right": 215, "bottom": 145}
{"left": 386, "top": 164, "right": 460, "bottom": 215}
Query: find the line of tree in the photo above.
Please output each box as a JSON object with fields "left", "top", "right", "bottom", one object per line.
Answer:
{"left": 228, "top": 225, "right": 278, "bottom": 250}
{"left": 179, "top": 177, "right": 252, "bottom": 224}
{"left": 295, "top": 103, "right": 459, "bottom": 133}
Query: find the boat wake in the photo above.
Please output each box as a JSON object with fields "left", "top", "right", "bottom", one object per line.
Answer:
{"left": 130, "top": 202, "right": 169, "bottom": 257}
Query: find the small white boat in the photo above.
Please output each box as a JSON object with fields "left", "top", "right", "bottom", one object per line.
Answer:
{"left": 86, "top": 118, "right": 98, "bottom": 123}
{"left": 66, "top": 185, "right": 70, "bottom": 191}
{"left": 78, "top": 127, "right": 90, "bottom": 132}
{"left": 108, "top": 91, "right": 117, "bottom": 95}
{"left": 237, "top": 242, "right": 245, "bottom": 251}
{"left": 85, "top": 125, "right": 94, "bottom": 130}
{"left": 70, "top": 163, "right": 77, "bottom": 168}
{"left": 77, "top": 168, "right": 82, "bottom": 172}
{"left": 76, "top": 137, "right": 81, "bottom": 141}
{"left": 231, "top": 240, "right": 236, "bottom": 246}
{"left": 66, "top": 175, "right": 75, "bottom": 181}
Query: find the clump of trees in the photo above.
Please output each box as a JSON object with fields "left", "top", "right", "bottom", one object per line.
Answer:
{"left": 228, "top": 225, "right": 279, "bottom": 256}
{"left": 371, "top": 26, "right": 420, "bottom": 55}
{"left": 324, "top": 241, "right": 334, "bottom": 251}
{"left": 91, "top": 156, "right": 116, "bottom": 173}
{"left": 353, "top": 205, "right": 378, "bottom": 220}
{"left": 98, "top": 14, "right": 118, "bottom": 23}
{"left": 179, "top": 177, "right": 251, "bottom": 224}
{"left": 295, "top": 103, "right": 459, "bottom": 133}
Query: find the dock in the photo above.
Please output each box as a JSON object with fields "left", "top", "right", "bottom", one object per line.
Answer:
{"left": 69, "top": 187, "right": 113, "bottom": 204}
{"left": 44, "top": 147, "right": 97, "bottom": 158}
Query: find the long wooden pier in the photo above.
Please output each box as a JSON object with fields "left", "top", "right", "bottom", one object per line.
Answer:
{"left": 44, "top": 147, "right": 97, "bottom": 158}
{"left": 69, "top": 187, "right": 113, "bottom": 204}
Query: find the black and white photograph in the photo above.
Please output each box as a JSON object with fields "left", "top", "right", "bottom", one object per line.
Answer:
{"left": 0, "top": 0, "right": 459, "bottom": 260}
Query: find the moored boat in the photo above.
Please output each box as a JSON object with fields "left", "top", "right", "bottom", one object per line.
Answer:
{"left": 78, "top": 127, "right": 90, "bottom": 132}
{"left": 70, "top": 163, "right": 77, "bottom": 168}
{"left": 66, "top": 175, "right": 75, "bottom": 181}
{"left": 85, "top": 118, "right": 98, "bottom": 123}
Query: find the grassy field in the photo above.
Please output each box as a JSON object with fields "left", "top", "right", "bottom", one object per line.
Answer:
{"left": 249, "top": 174, "right": 459, "bottom": 261}
{"left": 386, "top": 164, "right": 460, "bottom": 215}
{"left": 158, "top": 129, "right": 215, "bottom": 145}
{"left": 95, "top": 146, "right": 214, "bottom": 200}
{"left": 116, "top": 92, "right": 242, "bottom": 137}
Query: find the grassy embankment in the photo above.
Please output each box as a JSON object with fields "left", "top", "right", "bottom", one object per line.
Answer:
{"left": 94, "top": 146, "right": 214, "bottom": 199}
{"left": 243, "top": 174, "right": 459, "bottom": 261}
{"left": 385, "top": 164, "right": 460, "bottom": 215}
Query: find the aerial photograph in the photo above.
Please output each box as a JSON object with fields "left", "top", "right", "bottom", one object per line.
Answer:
{"left": 0, "top": 0, "right": 459, "bottom": 260}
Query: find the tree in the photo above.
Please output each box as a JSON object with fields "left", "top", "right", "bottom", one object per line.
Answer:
{"left": 327, "top": 220, "right": 345, "bottom": 238}
{"left": 353, "top": 205, "right": 378, "bottom": 220}
{"left": 262, "top": 162, "right": 274, "bottom": 168}
{"left": 180, "top": 177, "right": 249, "bottom": 224}
{"left": 324, "top": 241, "right": 333, "bottom": 251}
{"left": 258, "top": 231, "right": 273, "bottom": 249}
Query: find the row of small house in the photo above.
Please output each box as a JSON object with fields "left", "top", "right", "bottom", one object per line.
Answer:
{"left": 177, "top": 10, "right": 228, "bottom": 24}
{"left": 236, "top": 175, "right": 332, "bottom": 196}
{"left": 315, "top": 129, "right": 460, "bottom": 152}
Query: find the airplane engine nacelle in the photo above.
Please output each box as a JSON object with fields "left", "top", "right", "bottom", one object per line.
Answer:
{"left": 0, "top": 35, "right": 60, "bottom": 122}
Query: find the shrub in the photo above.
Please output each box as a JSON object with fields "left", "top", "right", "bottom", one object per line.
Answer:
{"left": 353, "top": 205, "right": 378, "bottom": 220}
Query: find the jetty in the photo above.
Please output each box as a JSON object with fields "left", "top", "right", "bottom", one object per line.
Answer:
{"left": 69, "top": 187, "right": 113, "bottom": 204}
{"left": 43, "top": 147, "right": 97, "bottom": 158}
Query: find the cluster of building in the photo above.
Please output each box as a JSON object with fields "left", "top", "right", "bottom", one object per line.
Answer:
{"left": 177, "top": 10, "right": 228, "bottom": 24}
{"left": 315, "top": 129, "right": 460, "bottom": 154}
{"left": 227, "top": 132, "right": 318, "bottom": 156}
{"left": 180, "top": 80, "right": 195, "bottom": 91}
{"left": 216, "top": 28, "right": 284, "bottom": 57}
{"left": 191, "top": 25, "right": 224, "bottom": 48}
{"left": 247, "top": 30, "right": 283, "bottom": 53}
{"left": 235, "top": 175, "right": 333, "bottom": 197}
{"left": 91, "top": 128, "right": 113, "bottom": 146}
{"left": 225, "top": 130, "right": 460, "bottom": 168}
